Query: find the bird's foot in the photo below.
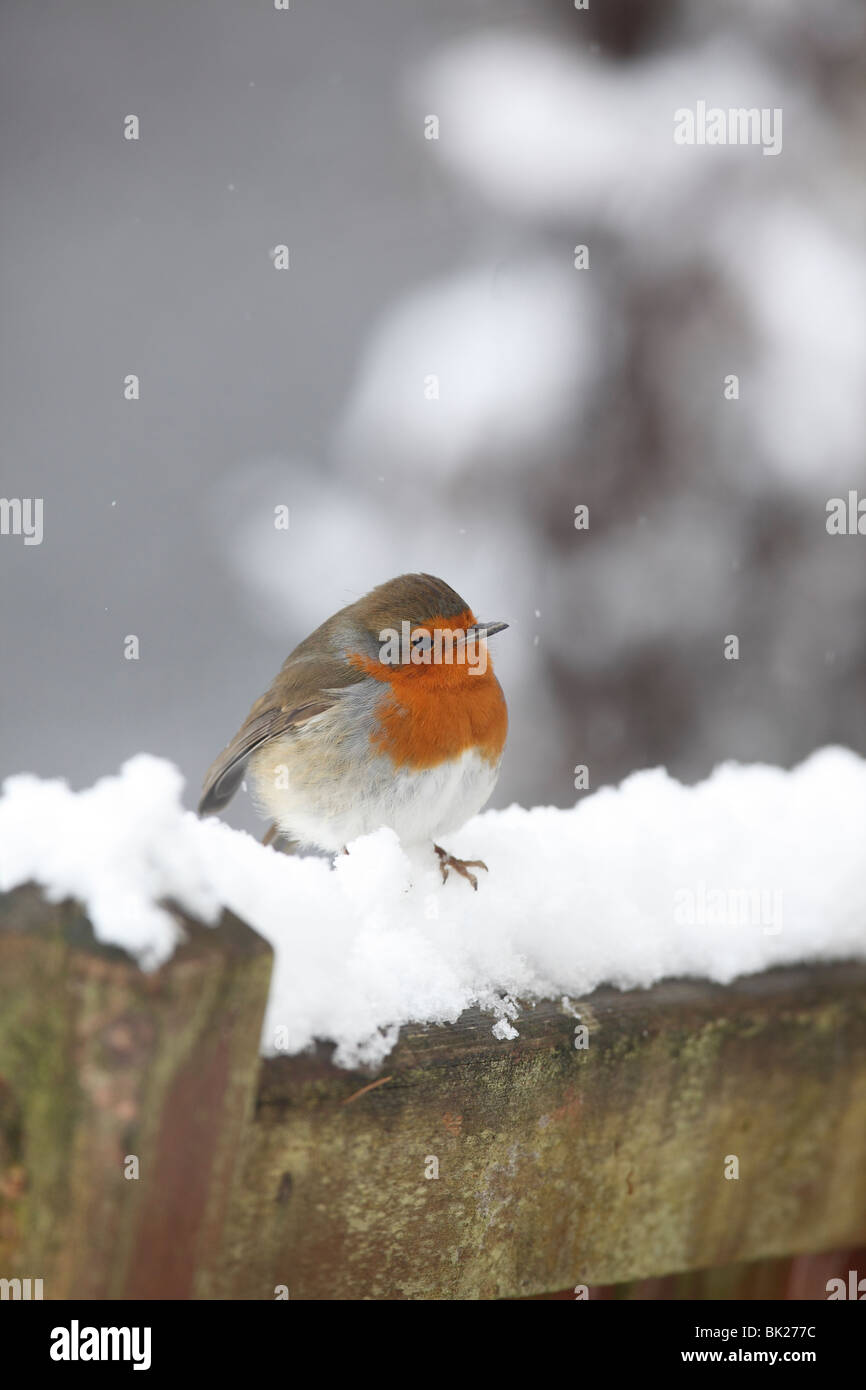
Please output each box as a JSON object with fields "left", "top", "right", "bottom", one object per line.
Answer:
{"left": 262, "top": 823, "right": 299, "bottom": 855}
{"left": 434, "top": 844, "right": 488, "bottom": 891}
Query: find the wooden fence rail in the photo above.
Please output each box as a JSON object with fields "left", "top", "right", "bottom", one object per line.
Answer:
{"left": 1, "top": 883, "right": 865, "bottom": 1299}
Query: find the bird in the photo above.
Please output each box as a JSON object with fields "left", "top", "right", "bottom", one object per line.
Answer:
{"left": 198, "top": 573, "right": 508, "bottom": 888}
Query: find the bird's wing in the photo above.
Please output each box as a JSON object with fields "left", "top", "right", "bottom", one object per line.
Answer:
{"left": 198, "top": 641, "right": 369, "bottom": 817}
{"left": 198, "top": 698, "right": 334, "bottom": 815}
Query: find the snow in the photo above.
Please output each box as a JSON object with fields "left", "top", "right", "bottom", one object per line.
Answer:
{"left": 413, "top": 31, "right": 866, "bottom": 492}
{"left": 415, "top": 35, "right": 797, "bottom": 238}
{"left": 1, "top": 748, "right": 865, "bottom": 1069}
{"left": 726, "top": 205, "right": 866, "bottom": 486}
{"left": 333, "top": 259, "right": 603, "bottom": 481}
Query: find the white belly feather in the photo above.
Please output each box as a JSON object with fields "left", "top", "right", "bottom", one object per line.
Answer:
{"left": 249, "top": 729, "right": 499, "bottom": 852}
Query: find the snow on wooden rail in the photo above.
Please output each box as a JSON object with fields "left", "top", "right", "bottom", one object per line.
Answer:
{"left": 2, "top": 749, "right": 866, "bottom": 1070}
{"left": 1, "top": 883, "right": 865, "bottom": 1300}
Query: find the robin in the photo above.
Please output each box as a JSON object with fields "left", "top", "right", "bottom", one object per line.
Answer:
{"left": 198, "top": 573, "right": 508, "bottom": 888}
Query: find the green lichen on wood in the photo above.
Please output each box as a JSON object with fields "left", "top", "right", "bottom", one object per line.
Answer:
{"left": 217, "top": 972, "right": 866, "bottom": 1300}
{"left": 0, "top": 884, "right": 272, "bottom": 1298}
{"left": 2, "top": 883, "right": 865, "bottom": 1300}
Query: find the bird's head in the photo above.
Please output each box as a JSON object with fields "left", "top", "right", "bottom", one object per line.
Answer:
{"left": 340, "top": 573, "right": 508, "bottom": 686}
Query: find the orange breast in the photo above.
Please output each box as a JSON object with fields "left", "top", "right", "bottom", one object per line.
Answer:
{"left": 347, "top": 613, "right": 508, "bottom": 772}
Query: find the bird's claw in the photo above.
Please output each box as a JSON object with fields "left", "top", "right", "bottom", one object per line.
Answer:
{"left": 434, "top": 844, "right": 488, "bottom": 891}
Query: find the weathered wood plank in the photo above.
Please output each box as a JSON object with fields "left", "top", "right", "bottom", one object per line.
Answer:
{"left": 2, "top": 882, "right": 865, "bottom": 1300}
{"left": 523, "top": 1245, "right": 866, "bottom": 1299}
{"left": 0, "top": 884, "right": 272, "bottom": 1299}
{"left": 217, "top": 963, "right": 866, "bottom": 1299}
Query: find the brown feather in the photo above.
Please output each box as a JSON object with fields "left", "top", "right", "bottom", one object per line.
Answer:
{"left": 198, "top": 573, "right": 476, "bottom": 817}
{"left": 198, "top": 699, "right": 336, "bottom": 814}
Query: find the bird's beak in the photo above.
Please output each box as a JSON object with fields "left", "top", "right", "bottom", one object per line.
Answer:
{"left": 466, "top": 621, "right": 509, "bottom": 641}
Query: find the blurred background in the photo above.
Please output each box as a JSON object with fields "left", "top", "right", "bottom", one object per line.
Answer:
{"left": 1, "top": 0, "right": 864, "bottom": 835}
